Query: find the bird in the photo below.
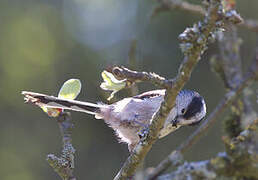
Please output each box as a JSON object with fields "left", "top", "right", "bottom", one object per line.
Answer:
{"left": 22, "top": 89, "right": 206, "bottom": 151}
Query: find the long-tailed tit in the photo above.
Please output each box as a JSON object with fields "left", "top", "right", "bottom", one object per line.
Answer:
{"left": 22, "top": 89, "right": 206, "bottom": 151}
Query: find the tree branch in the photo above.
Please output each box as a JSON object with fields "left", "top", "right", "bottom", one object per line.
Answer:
{"left": 154, "top": 0, "right": 258, "bottom": 33}
{"left": 46, "top": 112, "right": 76, "bottom": 180}
{"left": 127, "top": 39, "right": 139, "bottom": 96}
{"left": 112, "top": 66, "right": 172, "bottom": 89}
{"left": 147, "top": 48, "right": 258, "bottom": 180}
{"left": 114, "top": 1, "right": 225, "bottom": 179}
{"left": 156, "top": 118, "right": 258, "bottom": 180}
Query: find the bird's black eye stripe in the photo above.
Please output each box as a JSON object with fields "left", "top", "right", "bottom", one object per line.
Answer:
{"left": 181, "top": 108, "right": 186, "bottom": 114}
{"left": 183, "top": 96, "right": 203, "bottom": 119}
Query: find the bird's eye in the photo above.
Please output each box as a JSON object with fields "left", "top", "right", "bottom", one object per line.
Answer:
{"left": 181, "top": 108, "right": 186, "bottom": 114}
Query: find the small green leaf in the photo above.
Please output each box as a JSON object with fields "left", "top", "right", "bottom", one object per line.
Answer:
{"left": 58, "top": 79, "right": 82, "bottom": 100}
{"left": 100, "top": 71, "right": 126, "bottom": 100}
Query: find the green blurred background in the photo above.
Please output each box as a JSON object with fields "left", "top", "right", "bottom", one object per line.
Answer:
{"left": 0, "top": 0, "right": 257, "bottom": 179}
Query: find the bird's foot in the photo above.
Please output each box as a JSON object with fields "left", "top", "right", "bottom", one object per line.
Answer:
{"left": 138, "top": 126, "right": 150, "bottom": 139}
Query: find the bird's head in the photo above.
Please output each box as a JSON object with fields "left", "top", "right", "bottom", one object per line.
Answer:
{"left": 172, "top": 90, "right": 206, "bottom": 127}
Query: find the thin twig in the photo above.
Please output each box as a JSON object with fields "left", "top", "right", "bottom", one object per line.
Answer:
{"left": 127, "top": 39, "right": 139, "bottom": 96}
{"left": 46, "top": 112, "right": 76, "bottom": 180}
{"left": 155, "top": 0, "right": 258, "bottom": 32}
{"left": 243, "top": 19, "right": 258, "bottom": 32}
{"left": 114, "top": 1, "right": 225, "bottom": 179}
{"left": 112, "top": 66, "right": 172, "bottom": 89}
{"left": 147, "top": 52, "right": 258, "bottom": 180}
{"left": 154, "top": 0, "right": 206, "bottom": 16}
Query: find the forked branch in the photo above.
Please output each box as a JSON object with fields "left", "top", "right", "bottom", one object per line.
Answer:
{"left": 114, "top": 0, "right": 228, "bottom": 179}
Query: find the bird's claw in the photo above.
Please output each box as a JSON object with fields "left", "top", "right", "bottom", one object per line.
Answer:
{"left": 138, "top": 126, "right": 150, "bottom": 139}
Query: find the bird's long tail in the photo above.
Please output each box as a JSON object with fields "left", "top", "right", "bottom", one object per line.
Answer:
{"left": 22, "top": 91, "right": 106, "bottom": 115}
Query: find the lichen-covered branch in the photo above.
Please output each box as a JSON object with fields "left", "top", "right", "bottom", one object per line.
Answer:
{"left": 176, "top": 47, "right": 258, "bottom": 153}
{"left": 113, "top": 1, "right": 226, "bottom": 179}
{"left": 210, "top": 22, "right": 244, "bottom": 138}
{"left": 156, "top": 118, "right": 258, "bottom": 180}
{"left": 154, "top": 0, "right": 258, "bottom": 33}
{"left": 216, "top": 26, "right": 243, "bottom": 89}
{"left": 46, "top": 112, "right": 76, "bottom": 180}
{"left": 147, "top": 66, "right": 257, "bottom": 179}
{"left": 147, "top": 40, "right": 258, "bottom": 179}
{"left": 212, "top": 22, "right": 257, "bottom": 139}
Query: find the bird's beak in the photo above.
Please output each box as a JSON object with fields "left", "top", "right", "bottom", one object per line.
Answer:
{"left": 188, "top": 117, "right": 204, "bottom": 126}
